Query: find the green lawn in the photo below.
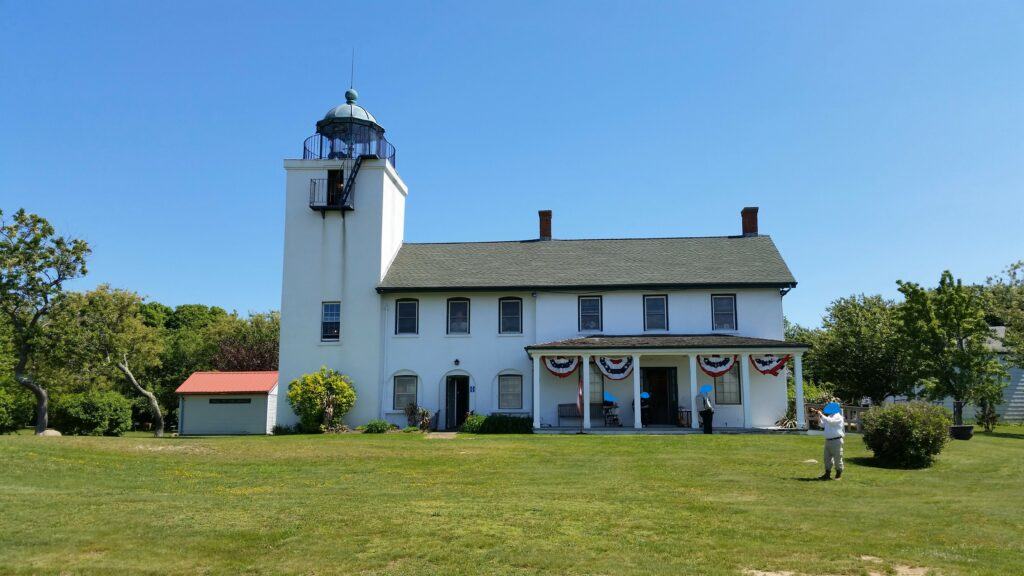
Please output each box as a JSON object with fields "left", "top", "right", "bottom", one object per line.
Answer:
{"left": 1, "top": 428, "right": 1022, "bottom": 576}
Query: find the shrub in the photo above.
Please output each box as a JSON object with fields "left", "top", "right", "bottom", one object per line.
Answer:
{"left": 0, "top": 387, "right": 19, "bottom": 434}
{"left": 861, "top": 402, "right": 951, "bottom": 468}
{"left": 459, "top": 414, "right": 485, "bottom": 433}
{"left": 363, "top": 419, "right": 393, "bottom": 434}
{"left": 286, "top": 367, "right": 357, "bottom": 433}
{"left": 51, "top": 391, "right": 133, "bottom": 436}
{"left": 478, "top": 413, "right": 533, "bottom": 434}
{"left": 459, "top": 413, "right": 533, "bottom": 434}
{"left": 404, "top": 403, "right": 432, "bottom": 431}
{"left": 271, "top": 424, "right": 300, "bottom": 435}
{"left": 0, "top": 384, "right": 35, "bottom": 432}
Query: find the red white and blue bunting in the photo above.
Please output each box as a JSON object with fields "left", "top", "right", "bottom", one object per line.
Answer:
{"left": 543, "top": 356, "right": 580, "bottom": 378}
{"left": 595, "top": 356, "right": 634, "bottom": 380}
{"left": 697, "top": 355, "right": 738, "bottom": 377}
{"left": 749, "top": 354, "right": 790, "bottom": 376}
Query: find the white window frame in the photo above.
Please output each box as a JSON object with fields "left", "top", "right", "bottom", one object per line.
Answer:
{"left": 643, "top": 294, "right": 668, "bottom": 331}
{"left": 498, "top": 297, "right": 523, "bottom": 335}
{"left": 578, "top": 296, "right": 603, "bottom": 332}
{"left": 447, "top": 298, "right": 471, "bottom": 335}
{"left": 711, "top": 294, "right": 737, "bottom": 331}
{"left": 395, "top": 299, "right": 419, "bottom": 335}
{"left": 497, "top": 374, "right": 523, "bottom": 410}
{"left": 714, "top": 365, "right": 742, "bottom": 405}
{"left": 321, "top": 301, "right": 340, "bottom": 342}
{"left": 393, "top": 375, "right": 418, "bottom": 411}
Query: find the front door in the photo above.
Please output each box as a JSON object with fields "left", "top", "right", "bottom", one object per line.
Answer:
{"left": 445, "top": 375, "right": 470, "bottom": 430}
{"left": 641, "top": 367, "right": 678, "bottom": 426}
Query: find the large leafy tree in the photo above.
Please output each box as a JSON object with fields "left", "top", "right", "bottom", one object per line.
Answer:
{"left": 811, "top": 295, "right": 917, "bottom": 405}
{"left": 898, "top": 271, "right": 1006, "bottom": 426}
{"left": 212, "top": 311, "right": 279, "bottom": 372}
{"left": 0, "top": 209, "right": 89, "bottom": 434}
{"left": 985, "top": 260, "right": 1024, "bottom": 366}
{"left": 51, "top": 286, "right": 166, "bottom": 436}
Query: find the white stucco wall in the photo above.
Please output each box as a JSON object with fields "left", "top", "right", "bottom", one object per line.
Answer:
{"left": 277, "top": 158, "right": 408, "bottom": 428}
{"left": 533, "top": 288, "right": 784, "bottom": 343}
{"left": 180, "top": 394, "right": 271, "bottom": 435}
{"left": 380, "top": 292, "right": 536, "bottom": 428}
{"left": 276, "top": 156, "right": 792, "bottom": 429}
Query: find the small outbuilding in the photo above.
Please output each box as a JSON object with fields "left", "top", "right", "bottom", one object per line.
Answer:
{"left": 176, "top": 371, "right": 279, "bottom": 435}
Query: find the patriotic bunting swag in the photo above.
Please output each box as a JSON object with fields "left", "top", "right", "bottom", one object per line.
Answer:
{"left": 697, "top": 355, "right": 738, "bottom": 377}
{"left": 749, "top": 354, "right": 791, "bottom": 376}
{"left": 596, "top": 356, "right": 634, "bottom": 380}
{"left": 543, "top": 356, "right": 580, "bottom": 378}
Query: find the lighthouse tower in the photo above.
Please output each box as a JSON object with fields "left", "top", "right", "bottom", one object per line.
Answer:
{"left": 277, "top": 89, "right": 408, "bottom": 427}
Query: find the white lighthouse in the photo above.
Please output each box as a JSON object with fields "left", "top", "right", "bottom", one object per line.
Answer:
{"left": 277, "top": 88, "right": 408, "bottom": 427}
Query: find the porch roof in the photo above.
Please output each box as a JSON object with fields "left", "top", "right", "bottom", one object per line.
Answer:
{"left": 526, "top": 334, "right": 810, "bottom": 352}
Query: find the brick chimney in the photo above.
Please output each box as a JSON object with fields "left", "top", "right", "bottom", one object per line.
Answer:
{"left": 538, "top": 210, "right": 552, "bottom": 240}
{"left": 741, "top": 207, "right": 759, "bottom": 236}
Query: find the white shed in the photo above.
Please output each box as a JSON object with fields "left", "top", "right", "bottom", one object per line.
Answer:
{"left": 176, "top": 371, "right": 279, "bottom": 435}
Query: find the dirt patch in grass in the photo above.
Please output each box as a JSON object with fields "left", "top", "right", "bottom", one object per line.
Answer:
{"left": 745, "top": 558, "right": 931, "bottom": 576}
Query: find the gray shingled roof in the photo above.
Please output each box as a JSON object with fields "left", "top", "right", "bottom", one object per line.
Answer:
{"left": 378, "top": 235, "right": 795, "bottom": 292}
{"left": 526, "top": 334, "right": 811, "bottom": 350}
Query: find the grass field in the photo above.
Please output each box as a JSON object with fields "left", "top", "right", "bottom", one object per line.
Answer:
{"left": 1, "top": 428, "right": 1023, "bottom": 576}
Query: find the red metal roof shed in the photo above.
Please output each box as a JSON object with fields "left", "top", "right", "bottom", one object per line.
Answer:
{"left": 175, "top": 371, "right": 279, "bottom": 395}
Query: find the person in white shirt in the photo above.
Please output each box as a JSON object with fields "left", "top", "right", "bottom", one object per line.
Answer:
{"left": 815, "top": 407, "right": 845, "bottom": 480}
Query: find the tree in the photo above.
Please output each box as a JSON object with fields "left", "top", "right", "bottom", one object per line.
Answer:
{"left": 784, "top": 317, "right": 821, "bottom": 384}
{"left": 898, "top": 271, "right": 1007, "bottom": 427}
{"left": 144, "top": 303, "right": 230, "bottom": 427}
{"left": 811, "top": 295, "right": 917, "bottom": 405}
{"left": 211, "top": 311, "right": 279, "bottom": 371}
{"left": 51, "top": 286, "right": 166, "bottom": 436}
{"left": 985, "top": 260, "right": 1024, "bottom": 367}
{"left": 0, "top": 209, "right": 89, "bottom": 434}
{"left": 286, "top": 367, "right": 356, "bottom": 432}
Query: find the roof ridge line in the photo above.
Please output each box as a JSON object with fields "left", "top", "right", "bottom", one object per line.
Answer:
{"left": 402, "top": 235, "right": 771, "bottom": 246}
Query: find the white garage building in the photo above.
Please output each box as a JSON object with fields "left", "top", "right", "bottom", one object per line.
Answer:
{"left": 176, "top": 371, "right": 279, "bottom": 435}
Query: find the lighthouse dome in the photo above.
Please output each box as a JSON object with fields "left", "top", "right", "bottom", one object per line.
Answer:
{"left": 317, "top": 88, "right": 381, "bottom": 130}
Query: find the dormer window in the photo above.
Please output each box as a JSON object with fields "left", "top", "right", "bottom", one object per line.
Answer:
{"left": 712, "top": 294, "right": 737, "bottom": 331}
{"left": 447, "top": 298, "right": 470, "bottom": 334}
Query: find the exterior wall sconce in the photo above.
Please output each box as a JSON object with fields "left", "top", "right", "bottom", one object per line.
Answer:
{"left": 454, "top": 359, "right": 460, "bottom": 366}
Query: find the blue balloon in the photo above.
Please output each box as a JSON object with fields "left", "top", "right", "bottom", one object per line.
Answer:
{"left": 823, "top": 401, "right": 841, "bottom": 416}
{"left": 603, "top": 391, "right": 617, "bottom": 402}
{"left": 699, "top": 384, "right": 713, "bottom": 394}
{"left": 640, "top": 392, "right": 651, "bottom": 399}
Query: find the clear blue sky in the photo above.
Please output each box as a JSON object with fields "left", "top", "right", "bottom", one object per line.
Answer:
{"left": 2, "top": 1, "right": 1021, "bottom": 327}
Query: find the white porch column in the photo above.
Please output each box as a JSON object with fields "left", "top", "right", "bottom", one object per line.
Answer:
{"left": 632, "top": 354, "right": 642, "bottom": 429}
{"left": 581, "top": 354, "right": 591, "bottom": 430}
{"left": 532, "top": 355, "right": 541, "bottom": 429}
{"left": 740, "top": 353, "right": 752, "bottom": 429}
{"left": 794, "top": 353, "right": 806, "bottom": 430}
{"left": 688, "top": 353, "right": 700, "bottom": 429}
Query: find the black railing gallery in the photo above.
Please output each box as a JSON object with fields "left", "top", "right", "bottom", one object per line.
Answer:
{"left": 302, "top": 127, "right": 396, "bottom": 167}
